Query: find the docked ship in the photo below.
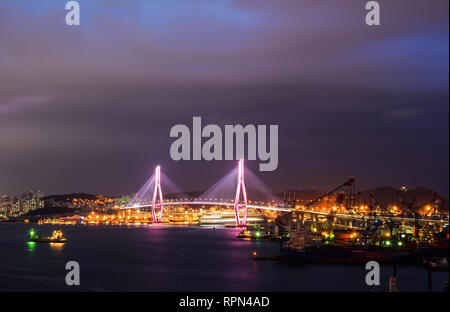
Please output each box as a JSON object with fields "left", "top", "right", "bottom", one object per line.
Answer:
{"left": 279, "top": 229, "right": 412, "bottom": 264}
{"left": 199, "top": 210, "right": 264, "bottom": 226}
{"left": 29, "top": 229, "right": 67, "bottom": 243}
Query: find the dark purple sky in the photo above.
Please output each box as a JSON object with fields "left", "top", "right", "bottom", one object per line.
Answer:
{"left": 0, "top": 0, "right": 448, "bottom": 196}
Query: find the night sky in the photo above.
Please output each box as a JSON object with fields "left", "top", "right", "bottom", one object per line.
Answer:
{"left": 0, "top": 0, "right": 448, "bottom": 196}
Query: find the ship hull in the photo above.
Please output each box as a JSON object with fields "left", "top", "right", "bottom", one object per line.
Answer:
{"left": 30, "top": 238, "right": 67, "bottom": 243}
{"left": 279, "top": 247, "right": 411, "bottom": 264}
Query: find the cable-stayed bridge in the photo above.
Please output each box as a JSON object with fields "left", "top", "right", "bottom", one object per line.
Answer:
{"left": 123, "top": 160, "right": 448, "bottom": 227}
{"left": 124, "top": 160, "right": 290, "bottom": 225}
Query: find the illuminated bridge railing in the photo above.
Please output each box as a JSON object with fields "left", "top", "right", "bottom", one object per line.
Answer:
{"left": 123, "top": 198, "right": 293, "bottom": 212}
{"left": 122, "top": 200, "right": 448, "bottom": 225}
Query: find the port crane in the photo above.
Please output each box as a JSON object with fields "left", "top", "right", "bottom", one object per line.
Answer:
{"left": 357, "top": 191, "right": 383, "bottom": 242}
{"left": 357, "top": 191, "right": 377, "bottom": 216}
{"left": 305, "top": 177, "right": 355, "bottom": 210}
{"left": 395, "top": 191, "right": 426, "bottom": 237}
{"left": 368, "top": 191, "right": 398, "bottom": 236}
{"left": 396, "top": 191, "right": 419, "bottom": 218}
{"left": 367, "top": 191, "right": 386, "bottom": 213}
{"left": 302, "top": 177, "right": 356, "bottom": 230}
{"left": 357, "top": 192, "right": 382, "bottom": 224}
{"left": 424, "top": 192, "right": 443, "bottom": 217}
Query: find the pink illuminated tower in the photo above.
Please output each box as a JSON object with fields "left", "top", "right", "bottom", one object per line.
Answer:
{"left": 152, "top": 165, "right": 164, "bottom": 222}
{"left": 234, "top": 159, "right": 248, "bottom": 226}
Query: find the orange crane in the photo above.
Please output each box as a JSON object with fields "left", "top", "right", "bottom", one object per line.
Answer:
{"left": 424, "top": 192, "right": 443, "bottom": 217}
{"left": 305, "top": 177, "right": 355, "bottom": 210}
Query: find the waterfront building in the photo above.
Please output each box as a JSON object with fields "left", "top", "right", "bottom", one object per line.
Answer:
{"left": 0, "top": 191, "right": 44, "bottom": 216}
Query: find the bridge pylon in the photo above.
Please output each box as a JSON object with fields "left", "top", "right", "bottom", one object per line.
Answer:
{"left": 152, "top": 165, "right": 164, "bottom": 222}
{"left": 234, "top": 159, "right": 248, "bottom": 226}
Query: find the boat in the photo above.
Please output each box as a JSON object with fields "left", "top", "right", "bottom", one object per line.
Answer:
{"left": 423, "top": 257, "right": 449, "bottom": 271}
{"left": 29, "top": 229, "right": 67, "bottom": 243}
{"left": 236, "top": 229, "right": 269, "bottom": 239}
{"left": 236, "top": 225, "right": 270, "bottom": 239}
{"left": 279, "top": 244, "right": 412, "bottom": 264}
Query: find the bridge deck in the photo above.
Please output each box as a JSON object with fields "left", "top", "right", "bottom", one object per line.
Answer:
{"left": 122, "top": 201, "right": 448, "bottom": 224}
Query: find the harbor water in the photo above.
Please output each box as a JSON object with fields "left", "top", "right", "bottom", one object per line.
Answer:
{"left": 0, "top": 223, "right": 447, "bottom": 292}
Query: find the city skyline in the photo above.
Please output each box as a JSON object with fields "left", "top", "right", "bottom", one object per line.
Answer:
{"left": 0, "top": 0, "right": 448, "bottom": 196}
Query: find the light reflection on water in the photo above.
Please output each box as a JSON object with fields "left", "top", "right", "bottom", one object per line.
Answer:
{"left": 26, "top": 241, "right": 36, "bottom": 252}
{"left": 49, "top": 243, "right": 65, "bottom": 250}
{"left": 0, "top": 223, "right": 448, "bottom": 292}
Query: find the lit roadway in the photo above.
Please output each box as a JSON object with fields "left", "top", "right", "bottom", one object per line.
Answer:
{"left": 123, "top": 200, "right": 449, "bottom": 225}
{"left": 123, "top": 200, "right": 292, "bottom": 212}
{"left": 127, "top": 162, "right": 449, "bottom": 226}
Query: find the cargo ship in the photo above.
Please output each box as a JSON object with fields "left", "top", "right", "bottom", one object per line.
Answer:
{"left": 279, "top": 230, "right": 411, "bottom": 264}
{"left": 29, "top": 229, "right": 67, "bottom": 243}
{"left": 279, "top": 244, "right": 412, "bottom": 264}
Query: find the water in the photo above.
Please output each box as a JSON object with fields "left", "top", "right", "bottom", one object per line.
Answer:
{"left": 0, "top": 223, "right": 447, "bottom": 292}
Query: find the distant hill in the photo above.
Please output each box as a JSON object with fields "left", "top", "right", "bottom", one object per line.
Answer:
{"left": 41, "top": 193, "right": 99, "bottom": 201}
{"left": 281, "top": 186, "right": 448, "bottom": 213}
{"left": 37, "top": 187, "right": 448, "bottom": 214}
{"left": 22, "top": 207, "right": 81, "bottom": 217}
{"left": 358, "top": 186, "right": 448, "bottom": 212}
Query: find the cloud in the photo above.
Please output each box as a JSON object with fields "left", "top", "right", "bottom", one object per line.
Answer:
{"left": 0, "top": 96, "right": 51, "bottom": 115}
{"left": 386, "top": 107, "right": 422, "bottom": 120}
{"left": 0, "top": 0, "right": 448, "bottom": 196}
